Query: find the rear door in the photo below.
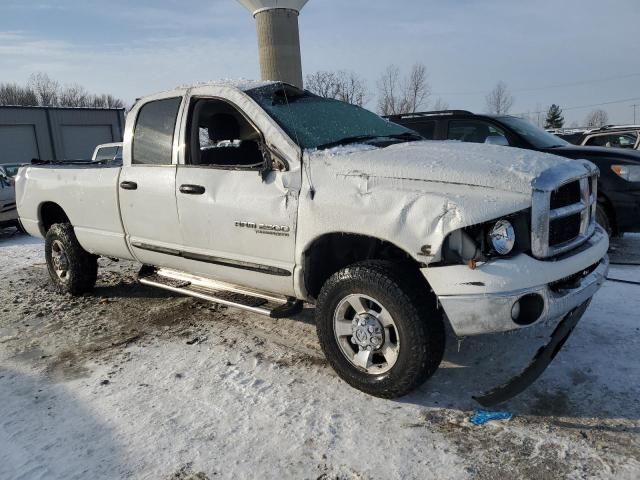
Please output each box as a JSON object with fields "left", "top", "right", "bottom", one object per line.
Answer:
{"left": 119, "top": 95, "right": 185, "bottom": 267}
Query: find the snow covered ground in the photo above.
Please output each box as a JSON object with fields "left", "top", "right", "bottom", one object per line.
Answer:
{"left": 0, "top": 228, "right": 639, "bottom": 480}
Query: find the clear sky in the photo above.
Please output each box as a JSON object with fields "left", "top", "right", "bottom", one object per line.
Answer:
{"left": 1, "top": 0, "right": 639, "bottom": 125}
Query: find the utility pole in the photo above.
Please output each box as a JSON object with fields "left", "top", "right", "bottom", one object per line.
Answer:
{"left": 632, "top": 104, "right": 638, "bottom": 124}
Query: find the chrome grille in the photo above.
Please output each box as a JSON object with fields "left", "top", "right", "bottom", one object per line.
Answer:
{"left": 531, "top": 161, "right": 599, "bottom": 259}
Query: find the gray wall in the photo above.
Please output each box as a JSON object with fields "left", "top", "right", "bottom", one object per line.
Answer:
{"left": 0, "top": 106, "right": 125, "bottom": 165}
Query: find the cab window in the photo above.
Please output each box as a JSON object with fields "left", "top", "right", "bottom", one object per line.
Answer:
{"left": 187, "top": 99, "right": 264, "bottom": 169}
{"left": 132, "top": 97, "right": 182, "bottom": 165}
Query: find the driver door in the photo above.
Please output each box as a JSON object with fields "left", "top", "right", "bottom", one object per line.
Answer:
{"left": 174, "top": 97, "right": 300, "bottom": 296}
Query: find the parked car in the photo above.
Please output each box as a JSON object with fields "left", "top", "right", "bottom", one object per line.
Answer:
{"left": 0, "top": 163, "right": 27, "bottom": 179}
{"left": 388, "top": 110, "right": 640, "bottom": 235}
{"left": 0, "top": 169, "right": 21, "bottom": 231}
{"left": 551, "top": 125, "right": 640, "bottom": 150}
{"left": 16, "top": 82, "right": 609, "bottom": 403}
{"left": 92, "top": 142, "right": 123, "bottom": 166}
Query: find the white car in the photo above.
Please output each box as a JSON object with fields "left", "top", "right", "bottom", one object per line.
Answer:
{"left": 15, "top": 81, "right": 608, "bottom": 403}
{"left": 92, "top": 142, "right": 123, "bottom": 165}
{"left": 0, "top": 167, "right": 20, "bottom": 231}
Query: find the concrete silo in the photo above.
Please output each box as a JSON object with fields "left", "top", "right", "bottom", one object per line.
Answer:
{"left": 237, "top": 0, "right": 309, "bottom": 89}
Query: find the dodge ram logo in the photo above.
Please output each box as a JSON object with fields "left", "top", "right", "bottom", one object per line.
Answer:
{"left": 234, "top": 221, "right": 291, "bottom": 237}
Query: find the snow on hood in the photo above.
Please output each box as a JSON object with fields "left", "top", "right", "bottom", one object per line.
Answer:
{"left": 308, "top": 141, "right": 572, "bottom": 194}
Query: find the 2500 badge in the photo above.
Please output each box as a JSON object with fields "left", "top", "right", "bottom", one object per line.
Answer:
{"left": 234, "top": 221, "right": 291, "bottom": 237}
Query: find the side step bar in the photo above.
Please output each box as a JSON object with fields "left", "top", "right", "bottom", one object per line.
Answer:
{"left": 138, "top": 267, "right": 303, "bottom": 318}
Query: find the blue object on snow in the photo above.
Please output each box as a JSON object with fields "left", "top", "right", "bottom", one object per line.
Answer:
{"left": 470, "top": 410, "right": 513, "bottom": 426}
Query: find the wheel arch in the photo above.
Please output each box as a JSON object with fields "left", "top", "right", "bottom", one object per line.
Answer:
{"left": 301, "top": 232, "right": 429, "bottom": 300}
{"left": 39, "top": 202, "right": 71, "bottom": 235}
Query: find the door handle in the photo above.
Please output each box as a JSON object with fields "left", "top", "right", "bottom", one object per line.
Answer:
{"left": 120, "top": 181, "right": 138, "bottom": 190}
{"left": 179, "top": 184, "right": 206, "bottom": 195}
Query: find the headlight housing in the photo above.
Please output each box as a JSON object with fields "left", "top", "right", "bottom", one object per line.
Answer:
{"left": 489, "top": 219, "right": 516, "bottom": 255}
{"left": 611, "top": 165, "right": 640, "bottom": 182}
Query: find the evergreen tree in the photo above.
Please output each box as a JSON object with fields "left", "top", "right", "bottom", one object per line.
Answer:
{"left": 544, "top": 104, "right": 565, "bottom": 129}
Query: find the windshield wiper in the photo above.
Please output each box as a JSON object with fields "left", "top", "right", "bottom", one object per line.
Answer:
{"left": 316, "top": 132, "right": 423, "bottom": 150}
{"left": 316, "top": 135, "right": 382, "bottom": 150}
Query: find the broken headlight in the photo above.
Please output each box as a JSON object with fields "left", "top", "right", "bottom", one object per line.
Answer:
{"left": 440, "top": 211, "right": 530, "bottom": 265}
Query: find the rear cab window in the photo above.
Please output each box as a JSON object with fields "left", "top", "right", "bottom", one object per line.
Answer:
{"left": 133, "top": 97, "right": 182, "bottom": 165}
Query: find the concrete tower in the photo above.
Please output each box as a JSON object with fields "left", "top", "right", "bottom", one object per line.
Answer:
{"left": 237, "top": 0, "right": 309, "bottom": 89}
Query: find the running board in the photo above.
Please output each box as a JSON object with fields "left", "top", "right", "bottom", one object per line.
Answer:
{"left": 138, "top": 267, "right": 303, "bottom": 318}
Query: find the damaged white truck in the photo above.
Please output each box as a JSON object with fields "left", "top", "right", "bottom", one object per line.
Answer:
{"left": 16, "top": 81, "right": 609, "bottom": 404}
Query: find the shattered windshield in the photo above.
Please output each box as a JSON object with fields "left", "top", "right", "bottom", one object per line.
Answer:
{"left": 246, "top": 84, "right": 420, "bottom": 150}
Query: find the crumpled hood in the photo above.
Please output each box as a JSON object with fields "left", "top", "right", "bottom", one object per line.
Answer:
{"left": 308, "top": 141, "right": 573, "bottom": 194}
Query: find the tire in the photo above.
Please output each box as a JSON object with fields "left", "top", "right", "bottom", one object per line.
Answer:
{"left": 315, "top": 260, "right": 445, "bottom": 398}
{"left": 45, "top": 223, "right": 98, "bottom": 295}
{"left": 596, "top": 203, "right": 612, "bottom": 237}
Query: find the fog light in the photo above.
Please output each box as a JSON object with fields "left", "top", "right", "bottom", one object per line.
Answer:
{"left": 511, "top": 294, "right": 545, "bottom": 326}
{"left": 511, "top": 300, "right": 521, "bottom": 321}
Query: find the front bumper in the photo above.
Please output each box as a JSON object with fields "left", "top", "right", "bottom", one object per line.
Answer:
{"left": 426, "top": 226, "right": 609, "bottom": 337}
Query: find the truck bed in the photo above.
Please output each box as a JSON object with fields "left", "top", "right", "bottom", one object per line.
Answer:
{"left": 16, "top": 164, "right": 134, "bottom": 260}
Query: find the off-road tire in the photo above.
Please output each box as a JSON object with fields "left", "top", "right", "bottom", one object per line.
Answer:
{"left": 45, "top": 223, "right": 98, "bottom": 295}
{"left": 596, "top": 203, "right": 612, "bottom": 237}
{"left": 315, "top": 260, "right": 445, "bottom": 398}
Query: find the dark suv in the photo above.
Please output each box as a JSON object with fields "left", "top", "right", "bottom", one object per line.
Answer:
{"left": 388, "top": 110, "right": 640, "bottom": 235}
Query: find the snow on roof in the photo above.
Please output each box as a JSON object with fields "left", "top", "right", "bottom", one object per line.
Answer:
{"left": 175, "top": 79, "right": 279, "bottom": 92}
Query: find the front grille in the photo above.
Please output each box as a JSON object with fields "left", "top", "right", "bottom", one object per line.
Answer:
{"left": 549, "top": 213, "right": 581, "bottom": 245}
{"left": 550, "top": 182, "right": 580, "bottom": 209}
{"left": 531, "top": 162, "right": 599, "bottom": 258}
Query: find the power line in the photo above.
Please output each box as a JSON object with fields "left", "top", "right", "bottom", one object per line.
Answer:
{"left": 433, "top": 72, "right": 640, "bottom": 97}
{"left": 515, "top": 96, "right": 640, "bottom": 117}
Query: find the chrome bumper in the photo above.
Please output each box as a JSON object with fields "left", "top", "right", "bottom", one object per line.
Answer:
{"left": 438, "top": 256, "right": 609, "bottom": 337}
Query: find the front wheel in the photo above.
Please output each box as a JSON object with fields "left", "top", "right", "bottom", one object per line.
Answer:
{"left": 45, "top": 223, "right": 98, "bottom": 295}
{"left": 315, "top": 261, "right": 445, "bottom": 398}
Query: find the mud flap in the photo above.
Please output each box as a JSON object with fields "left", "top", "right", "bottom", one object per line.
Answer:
{"left": 473, "top": 299, "right": 591, "bottom": 407}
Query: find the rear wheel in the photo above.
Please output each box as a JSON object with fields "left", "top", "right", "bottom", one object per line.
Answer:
{"left": 315, "top": 261, "right": 445, "bottom": 398}
{"left": 45, "top": 223, "right": 98, "bottom": 295}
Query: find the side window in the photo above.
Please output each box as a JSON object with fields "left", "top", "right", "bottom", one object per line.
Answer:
{"left": 95, "top": 146, "right": 117, "bottom": 162}
{"left": 189, "top": 99, "right": 264, "bottom": 169}
{"left": 448, "top": 120, "right": 508, "bottom": 144}
{"left": 586, "top": 133, "right": 637, "bottom": 148}
{"left": 133, "top": 97, "right": 182, "bottom": 165}
{"left": 409, "top": 121, "right": 435, "bottom": 140}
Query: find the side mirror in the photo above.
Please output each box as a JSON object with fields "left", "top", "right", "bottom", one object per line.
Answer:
{"left": 485, "top": 135, "right": 509, "bottom": 147}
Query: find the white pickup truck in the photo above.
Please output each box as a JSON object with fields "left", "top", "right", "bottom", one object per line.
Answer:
{"left": 16, "top": 81, "right": 609, "bottom": 403}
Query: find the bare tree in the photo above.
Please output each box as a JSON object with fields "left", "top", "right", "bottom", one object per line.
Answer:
{"left": 485, "top": 81, "right": 515, "bottom": 115}
{"left": 404, "top": 64, "right": 431, "bottom": 113}
{"left": 376, "top": 63, "right": 431, "bottom": 116}
{"left": 0, "top": 83, "right": 38, "bottom": 106}
{"left": 1, "top": 73, "right": 126, "bottom": 109}
{"left": 58, "top": 84, "right": 89, "bottom": 107}
{"left": 28, "top": 72, "right": 59, "bottom": 106}
{"left": 584, "top": 109, "right": 609, "bottom": 127}
{"left": 432, "top": 98, "right": 450, "bottom": 111}
{"left": 377, "top": 65, "right": 403, "bottom": 116}
{"left": 305, "top": 70, "right": 367, "bottom": 106}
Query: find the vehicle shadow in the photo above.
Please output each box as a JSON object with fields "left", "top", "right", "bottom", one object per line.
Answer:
{"left": 0, "top": 228, "right": 42, "bottom": 246}
{"left": 0, "top": 367, "right": 129, "bottom": 479}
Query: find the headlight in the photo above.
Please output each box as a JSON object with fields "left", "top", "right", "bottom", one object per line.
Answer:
{"left": 611, "top": 165, "right": 640, "bottom": 182}
{"left": 489, "top": 219, "right": 516, "bottom": 255}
